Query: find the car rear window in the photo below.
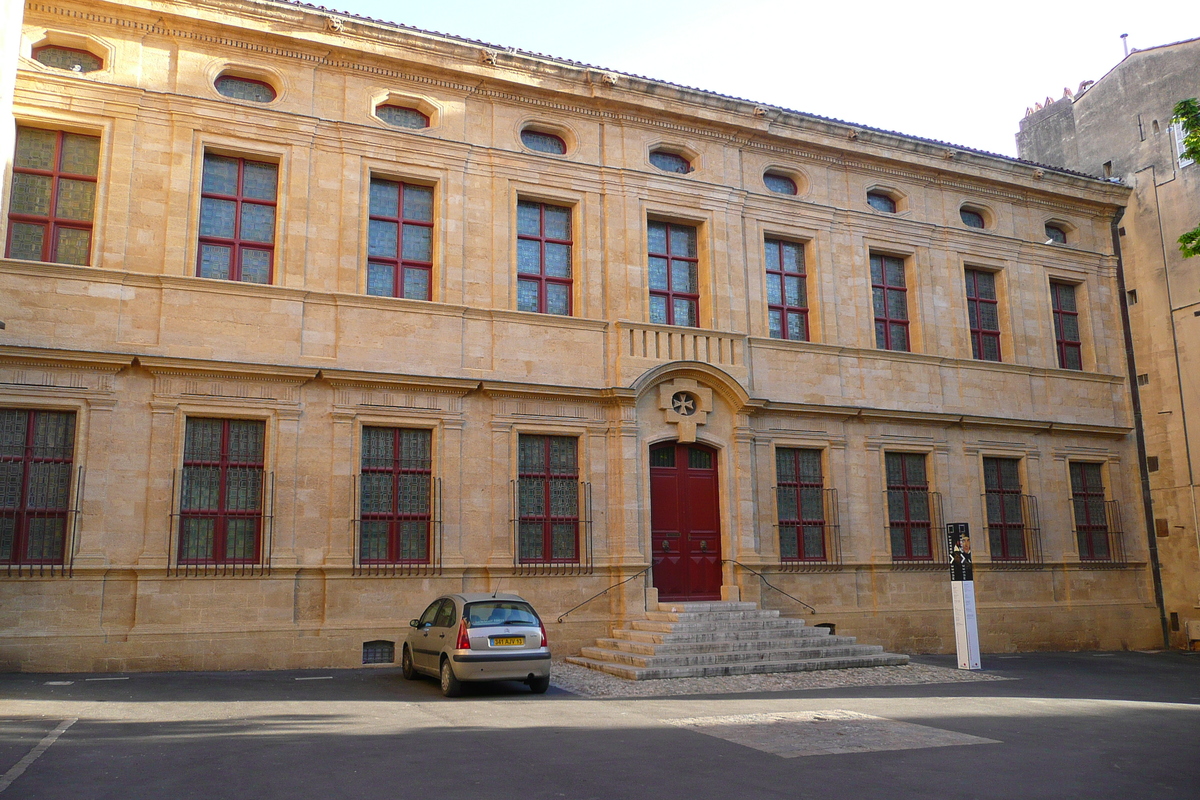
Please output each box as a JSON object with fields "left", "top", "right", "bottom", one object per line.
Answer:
{"left": 464, "top": 601, "right": 540, "bottom": 628}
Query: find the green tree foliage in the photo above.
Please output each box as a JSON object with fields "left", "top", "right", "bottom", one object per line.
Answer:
{"left": 1173, "top": 98, "right": 1200, "bottom": 258}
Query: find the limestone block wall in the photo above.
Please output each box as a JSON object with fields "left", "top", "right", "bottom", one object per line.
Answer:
{"left": 0, "top": 0, "right": 1159, "bottom": 670}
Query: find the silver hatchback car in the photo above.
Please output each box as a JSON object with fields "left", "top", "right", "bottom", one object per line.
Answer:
{"left": 402, "top": 592, "right": 552, "bottom": 697}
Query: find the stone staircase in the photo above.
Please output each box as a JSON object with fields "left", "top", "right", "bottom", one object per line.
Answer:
{"left": 565, "top": 600, "right": 909, "bottom": 680}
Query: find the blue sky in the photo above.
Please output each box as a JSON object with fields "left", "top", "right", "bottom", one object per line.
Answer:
{"left": 312, "top": 0, "right": 1194, "bottom": 156}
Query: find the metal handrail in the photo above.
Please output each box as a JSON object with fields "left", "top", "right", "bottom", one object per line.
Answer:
{"left": 556, "top": 566, "right": 652, "bottom": 623}
{"left": 722, "top": 559, "right": 816, "bottom": 614}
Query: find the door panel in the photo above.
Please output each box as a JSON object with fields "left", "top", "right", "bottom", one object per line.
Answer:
{"left": 651, "top": 442, "right": 721, "bottom": 601}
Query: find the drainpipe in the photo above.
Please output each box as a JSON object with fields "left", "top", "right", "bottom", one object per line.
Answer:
{"left": 1111, "top": 206, "right": 1170, "bottom": 648}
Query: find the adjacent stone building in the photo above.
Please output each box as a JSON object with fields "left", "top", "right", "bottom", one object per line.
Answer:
{"left": 0, "top": 0, "right": 1161, "bottom": 672}
{"left": 1018, "top": 37, "right": 1200, "bottom": 649}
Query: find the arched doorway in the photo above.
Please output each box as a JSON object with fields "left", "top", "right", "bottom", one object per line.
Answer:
{"left": 650, "top": 441, "right": 721, "bottom": 601}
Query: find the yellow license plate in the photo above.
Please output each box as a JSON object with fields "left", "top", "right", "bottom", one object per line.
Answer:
{"left": 492, "top": 636, "right": 524, "bottom": 647}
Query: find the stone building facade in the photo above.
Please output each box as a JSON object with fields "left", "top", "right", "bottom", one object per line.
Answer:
{"left": 0, "top": 0, "right": 1160, "bottom": 672}
{"left": 1018, "top": 37, "right": 1200, "bottom": 649}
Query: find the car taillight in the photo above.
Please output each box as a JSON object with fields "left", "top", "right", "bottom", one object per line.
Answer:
{"left": 538, "top": 621, "right": 548, "bottom": 648}
{"left": 455, "top": 619, "right": 471, "bottom": 650}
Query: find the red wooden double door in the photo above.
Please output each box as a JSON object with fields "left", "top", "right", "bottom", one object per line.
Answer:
{"left": 650, "top": 441, "right": 721, "bottom": 601}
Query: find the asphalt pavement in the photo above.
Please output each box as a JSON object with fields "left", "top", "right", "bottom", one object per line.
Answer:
{"left": 0, "top": 650, "right": 1197, "bottom": 799}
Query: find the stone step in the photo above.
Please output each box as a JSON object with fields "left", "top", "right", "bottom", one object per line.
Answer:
{"left": 654, "top": 601, "right": 760, "bottom": 613}
{"left": 644, "top": 609, "right": 781, "bottom": 623}
{"left": 612, "top": 625, "right": 830, "bottom": 645}
{"left": 578, "top": 644, "right": 885, "bottom": 668}
{"left": 594, "top": 634, "right": 862, "bottom": 656}
{"left": 630, "top": 617, "right": 808, "bottom": 634}
{"left": 564, "top": 653, "right": 910, "bottom": 681}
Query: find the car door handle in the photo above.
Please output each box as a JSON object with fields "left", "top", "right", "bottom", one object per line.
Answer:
{"left": 438, "top": 634, "right": 445, "bottom": 638}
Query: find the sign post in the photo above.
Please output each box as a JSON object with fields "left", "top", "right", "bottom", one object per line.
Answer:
{"left": 947, "top": 522, "right": 981, "bottom": 670}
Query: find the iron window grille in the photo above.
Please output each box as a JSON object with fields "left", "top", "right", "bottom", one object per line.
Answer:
{"left": 367, "top": 178, "right": 434, "bottom": 300}
{"left": 1051, "top": 282, "right": 1083, "bottom": 370}
{"left": 765, "top": 239, "right": 809, "bottom": 341}
{"left": 197, "top": 154, "right": 278, "bottom": 284}
{"left": 516, "top": 201, "right": 573, "bottom": 315}
{"left": 871, "top": 253, "right": 910, "bottom": 351}
{"left": 352, "top": 427, "right": 441, "bottom": 577}
{"left": 966, "top": 269, "right": 1002, "bottom": 361}
{"left": 6, "top": 127, "right": 99, "bottom": 265}
{"left": 32, "top": 45, "right": 102, "bottom": 73}
{"left": 512, "top": 434, "right": 592, "bottom": 575}
{"left": 885, "top": 453, "right": 946, "bottom": 565}
{"left": 0, "top": 409, "right": 83, "bottom": 577}
{"left": 982, "top": 457, "right": 1042, "bottom": 565}
{"left": 170, "top": 418, "right": 273, "bottom": 577}
{"left": 648, "top": 221, "right": 699, "bottom": 327}
{"left": 1070, "top": 463, "right": 1126, "bottom": 564}
{"left": 774, "top": 448, "right": 841, "bottom": 568}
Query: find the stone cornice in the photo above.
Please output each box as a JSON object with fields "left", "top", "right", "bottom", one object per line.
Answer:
{"left": 26, "top": 0, "right": 1128, "bottom": 212}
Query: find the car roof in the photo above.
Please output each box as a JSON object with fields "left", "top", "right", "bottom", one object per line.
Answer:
{"left": 449, "top": 593, "right": 531, "bottom": 604}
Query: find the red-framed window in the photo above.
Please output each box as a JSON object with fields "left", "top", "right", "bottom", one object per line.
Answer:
{"left": 359, "top": 427, "right": 432, "bottom": 564}
{"left": 517, "top": 435, "right": 579, "bottom": 563}
{"left": 776, "top": 448, "right": 826, "bottom": 561}
{"left": 1070, "top": 462, "right": 1109, "bottom": 560}
{"left": 6, "top": 127, "right": 99, "bottom": 265}
{"left": 1051, "top": 282, "right": 1082, "bottom": 370}
{"left": 983, "top": 457, "right": 1025, "bottom": 560}
{"left": 197, "top": 154, "right": 277, "bottom": 284}
{"left": 0, "top": 409, "right": 75, "bottom": 565}
{"left": 871, "top": 253, "right": 909, "bottom": 351}
{"left": 367, "top": 178, "right": 433, "bottom": 300}
{"left": 648, "top": 221, "right": 699, "bottom": 327}
{"left": 966, "top": 269, "right": 1001, "bottom": 361}
{"left": 178, "top": 418, "right": 265, "bottom": 564}
{"left": 517, "top": 201, "right": 572, "bottom": 315}
{"left": 765, "top": 239, "right": 809, "bottom": 341}
{"left": 886, "top": 452, "right": 932, "bottom": 560}
{"left": 32, "top": 45, "right": 103, "bottom": 73}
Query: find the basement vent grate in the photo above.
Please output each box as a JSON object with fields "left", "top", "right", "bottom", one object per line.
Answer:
{"left": 362, "top": 640, "right": 395, "bottom": 664}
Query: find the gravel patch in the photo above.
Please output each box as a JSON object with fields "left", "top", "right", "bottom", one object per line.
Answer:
{"left": 550, "top": 660, "right": 1009, "bottom": 698}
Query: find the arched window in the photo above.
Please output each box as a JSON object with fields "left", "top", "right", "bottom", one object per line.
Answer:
{"left": 649, "top": 150, "right": 691, "bottom": 174}
{"left": 520, "top": 129, "right": 566, "bottom": 155}
{"left": 960, "top": 207, "right": 986, "bottom": 228}
{"left": 377, "top": 105, "right": 429, "bottom": 130}
{"left": 33, "top": 46, "right": 102, "bottom": 73}
{"left": 763, "top": 173, "right": 797, "bottom": 195}
{"left": 215, "top": 75, "right": 276, "bottom": 103}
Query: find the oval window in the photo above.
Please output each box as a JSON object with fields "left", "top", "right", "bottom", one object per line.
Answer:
{"left": 763, "top": 173, "right": 797, "bottom": 195}
{"left": 215, "top": 75, "right": 277, "bottom": 103}
{"left": 33, "top": 46, "right": 102, "bottom": 73}
{"left": 1045, "top": 224, "right": 1067, "bottom": 244}
{"left": 520, "top": 129, "right": 567, "bottom": 155}
{"left": 649, "top": 150, "right": 691, "bottom": 174}
{"left": 867, "top": 192, "right": 897, "bottom": 213}
{"left": 377, "top": 105, "right": 429, "bottom": 129}
{"left": 960, "top": 208, "right": 985, "bottom": 228}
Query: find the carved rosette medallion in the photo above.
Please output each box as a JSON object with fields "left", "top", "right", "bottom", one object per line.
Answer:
{"left": 657, "top": 378, "right": 712, "bottom": 443}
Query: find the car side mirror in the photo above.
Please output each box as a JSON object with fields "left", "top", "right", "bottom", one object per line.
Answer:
{"left": 409, "top": 619, "right": 419, "bottom": 628}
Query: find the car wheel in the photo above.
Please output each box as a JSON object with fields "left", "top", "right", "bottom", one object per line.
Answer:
{"left": 401, "top": 646, "right": 417, "bottom": 680}
{"left": 440, "top": 658, "right": 462, "bottom": 697}
{"left": 528, "top": 674, "right": 550, "bottom": 694}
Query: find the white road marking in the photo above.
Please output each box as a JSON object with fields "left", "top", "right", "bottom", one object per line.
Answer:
{"left": 0, "top": 718, "right": 77, "bottom": 793}
{"left": 84, "top": 677, "right": 129, "bottom": 681}
{"left": 295, "top": 676, "right": 334, "bottom": 681}
{"left": 43, "top": 681, "right": 73, "bottom": 686}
